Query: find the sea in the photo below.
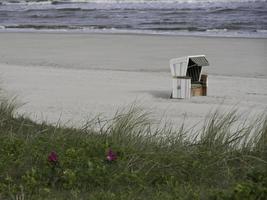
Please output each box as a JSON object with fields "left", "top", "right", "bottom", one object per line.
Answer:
{"left": 0, "top": 0, "right": 267, "bottom": 38}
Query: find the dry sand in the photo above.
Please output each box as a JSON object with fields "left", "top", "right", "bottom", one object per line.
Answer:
{"left": 0, "top": 32, "right": 266, "bottom": 129}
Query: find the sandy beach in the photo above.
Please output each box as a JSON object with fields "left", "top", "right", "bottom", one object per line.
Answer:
{"left": 0, "top": 32, "right": 266, "bottom": 128}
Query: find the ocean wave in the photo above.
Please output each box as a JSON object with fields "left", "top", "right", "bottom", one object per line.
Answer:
{"left": 55, "top": 7, "right": 83, "bottom": 10}
{"left": 1, "top": 1, "right": 264, "bottom": 16}
{"left": 209, "top": 8, "right": 237, "bottom": 13}
{"left": 1, "top": 0, "right": 266, "bottom": 12}
{"left": 1, "top": 0, "right": 266, "bottom": 38}
{"left": 1, "top": 26, "right": 267, "bottom": 39}
{"left": 256, "top": 29, "right": 267, "bottom": 33}
{"left": 206, "top": 28, "right": 227, "bottom": 32}
{"left": 1, "top": 1, "right": 52, "bottom": 5}
{"left": 1, "top": 0, "right": 266, "bottom": 5}
{"left": 4, "top": 24, "right": 79, "bottom": 29}
{"left": 3, "top": 24, "right": 266, "bottom": 34}
{"left": 48, "top": 0, "right": 267, "bottom": 4}
{"left": 3, "top": 24, "right": 134, "bottom": 30}
{"left": 140, "top": 21, "right": 187, "bottom": 25}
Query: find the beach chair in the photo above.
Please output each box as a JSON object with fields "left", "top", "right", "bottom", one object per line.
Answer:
{"left": 170, "top": 55, "right": 209, "bottom": 99}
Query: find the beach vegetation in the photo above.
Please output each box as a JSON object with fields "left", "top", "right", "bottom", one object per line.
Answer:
{"left": 0, "top": 93, "right": 266, "bottom": 199}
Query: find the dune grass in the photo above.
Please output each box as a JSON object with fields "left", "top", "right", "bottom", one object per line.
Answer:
{"left": 0, "top": 94, "right": 266, "bottom": 199}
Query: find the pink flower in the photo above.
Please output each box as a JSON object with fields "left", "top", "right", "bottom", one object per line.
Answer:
{"left": 106, "top": 148, "right": 117, "bottom": 162}
{"left": 48, "top": 151, "right": 58, "bottom": 164}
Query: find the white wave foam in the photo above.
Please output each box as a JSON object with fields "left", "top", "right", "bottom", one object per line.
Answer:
{"left": 207, "top": 29, "right": 228, "bottom": 32}
{"left": 2, "top": 1, "right": 51, "bottom": 5}
{"left": 1, "top": 26, "right": 266, "bottom": 39}
{"left": 2, "top": 0, "right": 265, "bottom": 12}
{"left": 56, "top": 0, "right": 267, "bottom": 2}
{"left": 1, "top": 0, "right": 266, "bottom": 4}
{"left": 256, "top": 29, "right": 267, "bottom": 33}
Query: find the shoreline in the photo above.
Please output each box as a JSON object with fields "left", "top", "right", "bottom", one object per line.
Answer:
{"left": 1, "top": 29, "right": 267, "bottom": 40}
{"left": 0, "top": 32, "right": 266, "bottom": 78}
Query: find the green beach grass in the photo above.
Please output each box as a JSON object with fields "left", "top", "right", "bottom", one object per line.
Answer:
{"left": 0, "top": 91, "right": 266, "bottom": 199}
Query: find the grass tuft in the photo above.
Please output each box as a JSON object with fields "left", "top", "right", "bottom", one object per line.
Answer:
{"left": 0, "top": 92, "right": 266, "bottom": 199}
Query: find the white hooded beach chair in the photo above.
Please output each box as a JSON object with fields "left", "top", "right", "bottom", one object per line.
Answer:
{"left": 170, "top": 55, "right": 209, "bottom": 99}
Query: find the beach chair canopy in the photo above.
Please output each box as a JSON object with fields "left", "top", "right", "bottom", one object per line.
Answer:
{"left": 170, "top": 55, "right": 209, "bottom": 82}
